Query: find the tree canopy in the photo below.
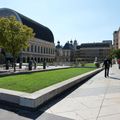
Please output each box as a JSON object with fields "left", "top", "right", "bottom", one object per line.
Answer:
{"left": 112, "top": 49, "right": 120, "bottom": 59}
{"left": 0, "top": 16, "right": 35, "bottom": 71}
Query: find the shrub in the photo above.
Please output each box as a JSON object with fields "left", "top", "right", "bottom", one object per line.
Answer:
{"left": 81, "top": 62, "right": 86, "bottom": 67}
{"left": 94, "top": 62, "right": 100, "bottom": 68}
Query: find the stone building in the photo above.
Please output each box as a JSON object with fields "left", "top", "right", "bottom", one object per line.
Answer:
{"left": 113, "top": 28, "right": 120, "bottom": 50}
{"left": 0, "top": 8, "right": 55, "bottom": 63}
{"left": 55, "top": 40, "right": 112, "bottom": 63}
{"left": 75, "top": 41, "right": 112, "bottom": 63}
{"left": 55, "top": 40, "right": 77, "bottom": 64}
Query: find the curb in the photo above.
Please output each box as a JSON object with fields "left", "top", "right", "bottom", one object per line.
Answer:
{"left": 0, "top": 68, "right": 103, "bottom": 109}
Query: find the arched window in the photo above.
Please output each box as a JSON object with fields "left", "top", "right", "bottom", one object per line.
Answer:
{"left": 38, "top": 46, "right": 40, "bottom": 53}
{"left": 31, "top": 45, "right": 33, "bottom": 52}
{"left": 35, "top": 45, "right": 37, "bottom": 52}
{"left": 44, "top": 47, "right": 46, "bottom": 54}
{"left": 46, "top": 48, "right": 48, "bottom": 54}
{"left": 49, "top": 48, "right": 50, "bottom": 54}
{"left": 41, "top": 47, "right": 43, "bottom": 53}
{"left": 38, "top": 58, "right": 40, "bottom": 63}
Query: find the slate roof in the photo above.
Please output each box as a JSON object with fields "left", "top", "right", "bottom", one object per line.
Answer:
{"left": 63, "top": 42, "right": 74, "bottom": 50}
{"left": 56, "top": 44, "right": 62, "bottom": 49}
{"left": 77, "top": 43, "right": 111, "bottom": 49}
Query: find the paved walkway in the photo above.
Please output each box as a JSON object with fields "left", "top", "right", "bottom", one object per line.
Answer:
{"left": 0, "top": 65, "right": 70, "bottom": 74}
{"left": 0, "top": 64, "right": 120, "bottom": 120}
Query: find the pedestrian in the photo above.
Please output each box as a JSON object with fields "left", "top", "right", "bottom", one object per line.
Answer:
{"left": 103, "top": 58, "right": 112, "bottom": 77}
{"left": 118, "top": 59, "right": 120, "bottom": 69}
{"left": 33, "top": 59, "right": 37, "bottom": 69}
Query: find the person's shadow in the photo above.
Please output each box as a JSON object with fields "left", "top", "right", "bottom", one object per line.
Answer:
{"left": 109, "top": 76, "right": 120, "bottom": 80}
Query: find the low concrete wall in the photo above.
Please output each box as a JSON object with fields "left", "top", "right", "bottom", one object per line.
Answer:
{"left": 0, "top": 68, "right": 103, "bottom": 109}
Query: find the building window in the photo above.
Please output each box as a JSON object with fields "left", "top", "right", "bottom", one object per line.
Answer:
{"left": 35, "top": 45, "right": 37, "bottom": 52}
{"left": 49, "top": 48, "right": 50, "bottom": 54}
{"left": 31, "top": 45, "right": 33, "bottom": 52}
{"left": 44, "top": 47, "right": 46, "bottom": 54}
{"left": 27, "top": 47, "right": 29, "bottom": 52}
{"left": 41, "top": 58, "right": 43, "bottom": 62}
{"left": 51, "top": 49, "right": 53, "bottom": 54}
{"left": 46, "top": 48, "right": 48, "bottom": 54}
{"left": 38, "top": 58, "right": 40, "bottom": 63}
{"left": 41, "top": 47, "right": 43, "bottom": 54}
{"left": 38, "top": 46, "right": 40, "bottom": 53}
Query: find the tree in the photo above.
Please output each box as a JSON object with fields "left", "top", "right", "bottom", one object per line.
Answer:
{"left": 109, "top": 48, "right": 116, "bottom": 59}
{"left": 113, "top": 49, "right": 120, "bottom": 59}
{"left": 0, "top": 16, "right": 35, "bottom": 72}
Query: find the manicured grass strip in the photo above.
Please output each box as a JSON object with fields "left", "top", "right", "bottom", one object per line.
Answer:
{"left": 85, "top": 63, "right": 96, "bottom": 67}
{"left": 0, "top": 68, "right": 95, "bottom": 93}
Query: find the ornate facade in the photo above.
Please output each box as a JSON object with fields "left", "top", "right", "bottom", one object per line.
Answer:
{"left": 55, "top": 40, "right": 77, "bottom": 64}
{"left": 55, "top": 40, "right": 112, "bottom": 64}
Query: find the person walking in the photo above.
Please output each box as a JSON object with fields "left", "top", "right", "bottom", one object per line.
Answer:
{"left": 103, "top": 58, "right": 112, "bottom": 77}
{"left": 118, "top": 59, "right": 120, "bottom": 69}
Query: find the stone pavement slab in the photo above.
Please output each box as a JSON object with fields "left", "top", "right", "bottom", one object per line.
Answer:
{"left": 0, "top": 108, "right": 73, "bottom": 120}
{"left": 43, "top": 64, "right": 120, "bottom": 120}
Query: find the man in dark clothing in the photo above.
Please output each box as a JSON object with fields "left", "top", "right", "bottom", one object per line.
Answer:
{"left": 103, "top": 58, "right": 112, "bottom": 77}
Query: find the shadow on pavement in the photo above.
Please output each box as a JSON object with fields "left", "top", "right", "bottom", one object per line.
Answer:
{"left": 109, "top": 76, "right": 120, "bottom": 80}
{"left": 0, "top": 76, "right": 93, "bottom": 119}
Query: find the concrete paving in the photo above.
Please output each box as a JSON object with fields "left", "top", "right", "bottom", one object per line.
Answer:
{"left": 0, "top": 64, "right": 120, "bottom": 120}
{"left": 0, "top": 65, "right": 70, "bottom": 73}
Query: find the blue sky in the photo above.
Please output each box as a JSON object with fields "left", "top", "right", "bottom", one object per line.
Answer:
{"left": 0, "top": 0, "right": 120, "bottom": 45}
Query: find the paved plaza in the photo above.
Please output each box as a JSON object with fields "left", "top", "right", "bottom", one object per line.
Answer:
{"left": 0, "top": 65, "right": 70, "bottom": 73}
{"left": 0, "top": 64, "right": 120, "bottom": 120}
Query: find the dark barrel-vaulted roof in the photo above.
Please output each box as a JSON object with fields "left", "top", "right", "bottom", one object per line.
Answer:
{"left": 0, "top": 8, "right": 54, "bottom": 43}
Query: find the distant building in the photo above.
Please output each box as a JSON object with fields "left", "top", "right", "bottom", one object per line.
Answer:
{"left": 55, "top": 40, "right": 77, "bottom": 64}
{"left": 113, "top": 28, "right": 120, "bottom": 49}
{"left": 102, "top": 40, "right": 112, "bottom": 44}
{"left": 75, "top": 41, "right": 112, "bottom": 63}
{"left": 55, "top": 40, "right": 112, "bottom": 63}
{"left": 0, "top": 8, "right": 55, "bottom": 63}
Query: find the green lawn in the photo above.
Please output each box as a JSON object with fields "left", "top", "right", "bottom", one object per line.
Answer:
{"left": 0, "top": 68, "right": 95, "bottom": 93}
{"left": 85, "top": 63, "right": 96, "bottom": 67}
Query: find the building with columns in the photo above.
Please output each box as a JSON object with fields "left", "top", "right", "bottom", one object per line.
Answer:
{"left": 0, "top": 8, "right": 55, "bottom": 63}
{"left": 0, "top": 8, "right": 113, "bottom": 65}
